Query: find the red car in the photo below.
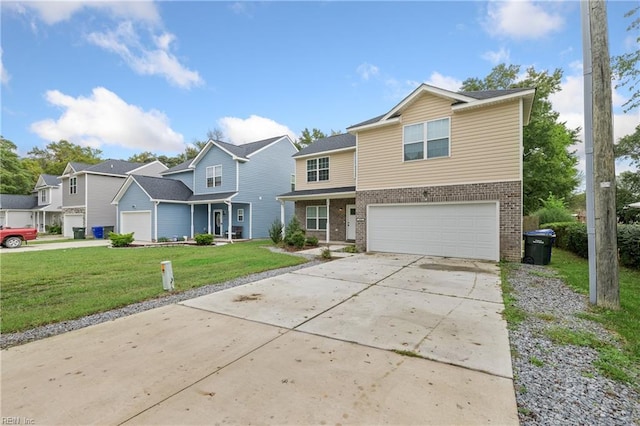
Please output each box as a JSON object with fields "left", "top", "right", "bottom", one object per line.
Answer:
{"left": 0, "top": 226, "right": 38, "bottom": 248}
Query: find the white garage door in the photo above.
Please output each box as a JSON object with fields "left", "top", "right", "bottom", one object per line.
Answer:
{"left": 367, "top": 202, "right": 499, "bottom": 261}
{"left": 121, "top": 211, "right": 152, "bottom": 241}
{"left": 63, "top": 214, "right": 84, "bottom": 238}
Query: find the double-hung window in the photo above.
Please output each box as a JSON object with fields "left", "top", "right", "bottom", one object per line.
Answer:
{"left": 403, "top": 117, "right": 450, "bottom": 161}
{"left": 206, "top": 165, "right": 222, "bottom": 188}
{"left": 40, "top": 189, "right": 48, "bottom": 204}
{"left": 307, "top": 157, "right": 329, "bottom": 182}
{"left": 69, "top": 177, "right": 77, "bottom": 195}
{"left": 237, "top": 208, "right": 244, "bottom": 222}
{"left": 306, "top": 206, "right": 327, "bottom": 230}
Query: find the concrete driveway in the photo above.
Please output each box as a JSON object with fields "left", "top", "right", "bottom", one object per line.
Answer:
{"left": 1, "top": 253, "right": 517, "bottom": 425}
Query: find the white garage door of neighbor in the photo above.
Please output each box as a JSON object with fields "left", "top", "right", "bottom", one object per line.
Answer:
{"left": 121, "top": 211, "right": 152, "bottom": 241}
{"left": 367, "top": 202, "right": 499, "bottom": 261}
{"left": 63, "top": 214, "right": 84, "bottom": 238}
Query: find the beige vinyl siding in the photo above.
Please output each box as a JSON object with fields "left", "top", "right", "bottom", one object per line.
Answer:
{"left": 296, "top": 150, "right": 356, "bottom": 191}
{"left": 357, "top": 98, "right": 522, "bottom": 190}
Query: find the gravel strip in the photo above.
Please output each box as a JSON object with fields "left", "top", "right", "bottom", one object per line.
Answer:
{"left": 0, "top": 251, "right": 321, "bottom": 349}
{"left": 508, "top": 263, "right": 640, "bottom": 425}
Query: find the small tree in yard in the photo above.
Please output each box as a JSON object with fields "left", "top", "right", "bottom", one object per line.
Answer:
{"left": 269, "top": 219, "right": 284, "bottom": 244}
{"left": 533, "top": 193, "right": 576, "bottom": 225}
{"left": 109, "top": 232, "right": 134, "bottom": 247}
{"left": 284, "top": 216, "right": 305, "bottom": 246}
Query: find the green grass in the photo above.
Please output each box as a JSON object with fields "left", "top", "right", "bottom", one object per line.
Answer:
{"left": 548, "top": 249, "right": 640, "bottom": 386}
{"left": 499, "top": 262, "right": 528, "bottom": 327}
{"left": 529, "top": 356, "right": 545, "bottom": 367}
{"left": 0, "top": 240, "right": 306, "bottom": 333}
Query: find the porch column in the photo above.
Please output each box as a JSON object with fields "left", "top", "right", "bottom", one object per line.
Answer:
{"left": 325, "top": 198, "right": 330, "bottom": 243}
{"left": 190, "top": 205, "right": 194, "bottom": 238}
{"left": 279, "top": 200, "right": 285, "bottom": 239}
{"left": 43, "top": 211, "right": 46, "bottom": 232}
{"left": 226, "top": 201, "right": 232, "bottom": 242}
{"left": 207, "top": 204, "right": 211, "bottom": 234}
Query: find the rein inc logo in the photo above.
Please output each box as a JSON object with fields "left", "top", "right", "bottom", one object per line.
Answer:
{"left": 2, "top": 418, "right": 35, "bottom": 425}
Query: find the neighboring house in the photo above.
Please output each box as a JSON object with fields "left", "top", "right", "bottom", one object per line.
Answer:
{"left": 59, "top": 160, "right": 168, "bottom": 238}
{"left": 112, "top": 136, "right": 297, "bottom": 242}
{"left": 280, "top": 84, "right": 535, "bottom": 262}
{"left": 277, "top": 133, "right": 357, "bottom": 242}
{"left": 0, "top": 174, "right": 63, "bottom": 231}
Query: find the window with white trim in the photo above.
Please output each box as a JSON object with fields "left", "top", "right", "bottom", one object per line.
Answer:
{"left": 237, "top": 208, "right": 244, "bottom": 222}
{"left": 39, "top": 189, "right": 48, "bottom": 204}
{"left": 403, "top": 117, "right": 450, "bottom": 161}
{"left": 307, "top": 157, "right": 329, "bottom": 182}
{"left": 306, "top": 206, "right": 327, "bottom": 230}
{"left": 69, "top": 177, "right": 77, "bottom": 195}
{"left": 291, "top": 174, "right": 296, "bottom": 191}
{"left": 206, "top": 165, "right": 222, "bottom": 187}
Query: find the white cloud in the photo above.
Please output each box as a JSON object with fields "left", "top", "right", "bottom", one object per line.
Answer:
{"left": 550, "top": 72, "right": 639, "bottom": 179}
{"left": 484, "top": 0, "right": 564, "bottom": 39}
{"left": 0, "top": 47, "right": 10, "bottom": 85}
{"left": 217, "top": 115, "right": 296, "bottom": 145}
{"left": 481, "top": 47, "right": 511, "bottom": 65}
{"left": 356, "top": 63, "right": 380, "bottom": 81}
{"left": 30, "top": 87, "right": 185, "bottom": 153}
{"left": 13, "top": 0, "right": 160, "bottom": 25}
{"left": 425, "top": 72, "right": 462, "bottom": 91}
{"left": 87, "top": 22, "right": 203, "bottom": 89}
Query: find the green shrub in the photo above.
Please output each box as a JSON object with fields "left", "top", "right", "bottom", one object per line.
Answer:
{"left": 46, "top": 223, "right": 62, "bottom": 234}
{"left": 108, "top": 232, "right": 134, "bottom": 248}
{"left": 618, "top": 225, "right": 640, "bottom": 269}
{"left": 289, "top": 230, "right": 306, "bottom": 249}
{"left": 157, "top": 237, "right": 170, "bottom": 243}
{"left": 533, "top": 193, "right": 576, "bottom": 225}
{"left": 268, "top": 219, "right": 284, "bottom": 244}
{"left": 194, "top": 233, "right": 214, "bottom": 245}
{"left": 565, "top": 223, "right": 588, "bottom": 259}
{"left": 284, "top": 216, "right": 305, "bottom": 246}
{"left": 540, "top": 221, "right": 577, "bottom": 249}
{"left": 342, "top": 245, "right": 359, "bottom": 253}
{"left": 305, "top": 236, "right": 319, "bottom": 247}
{"left": 321, "top": 247, "right": 332, "bottom": 259}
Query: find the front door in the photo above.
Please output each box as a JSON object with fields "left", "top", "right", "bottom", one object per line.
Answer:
{"left": 346, "top": 204, "right": 356, "bottom": 240}
{"left": 213, "top": 210, "right": 223, "bottom": 236}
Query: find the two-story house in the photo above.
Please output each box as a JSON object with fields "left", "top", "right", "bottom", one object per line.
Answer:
{"left": 59, "top": 160, "right": 167, "bottom": 237}
{"left": 0, "top": 174, "right": 62, "bottom": 231}
{"left": 111, "top": 135, "right": 297, "bottom": 242}
{"left": 277, "top": 133, "right": 357, "bottom": 242}
{"left": 280, "top": 84, "right": 535, "bottom": 262}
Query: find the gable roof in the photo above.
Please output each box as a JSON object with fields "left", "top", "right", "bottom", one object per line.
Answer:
{"left": 293, "top": 133, "right": 356, "bottom": 158}
{"left": 347, "top": 84, "right": 535, "bottom": 131}
{"left": 35, "top": 174, "right": 61, "bottom": 189}
{"left": 62, "top": 162, "right": 92, "bottom": 176}
{"left": 0, "top": 194, "right": 38, "bottom": 210}
{"left": 163, "top": 135, "right": 294, "bottom": 175}
{"left": 83, "top": 159, "right": 146, "bottom": 176}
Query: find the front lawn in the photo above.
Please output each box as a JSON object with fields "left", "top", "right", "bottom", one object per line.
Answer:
{"left": 0, "top": 240, "right": 306, "bottom": 333}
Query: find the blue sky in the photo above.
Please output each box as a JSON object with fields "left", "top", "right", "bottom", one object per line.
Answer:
{"left": 1, "top": 1, "right": 638, "bottom": 176}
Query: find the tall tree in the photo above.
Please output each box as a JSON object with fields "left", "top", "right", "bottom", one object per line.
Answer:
{"left": 461, "top": 64, "right": 580, "bottom": 214}
{"left": 0, "top": 137, "right": 35, "bottom": 194}
{"left": 128, "top": 151, "right": 158, "bottom": 164}
{"left": 296, "top": 128, "right": 327, "bottom": 150}
{"left": 615, "top": 124, "right": 640, "bottom": 168}
{"left": 611, "top": 6, "right": 639, "bottom": 112}
{"left": 27, "top": 140, "right": 102, "bottom": 176}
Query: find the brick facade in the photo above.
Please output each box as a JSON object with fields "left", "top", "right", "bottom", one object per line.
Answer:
{"left": 355, "top": 181, "right": 522, "bottom": 262}
{"left": 294, "top": 198, "right": 356, "bottom": 242}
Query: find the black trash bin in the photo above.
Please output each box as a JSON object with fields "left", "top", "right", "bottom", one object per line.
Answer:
{"left": 522, "top": 229, "right": 556, "bottom": 265}
{"left": 92, "top": 226, "right": 104, "bottom": 239}
{"left": 103, "top": 226, "right": 114, "bottom": 237}
{"left": 73, "top": 227, "right": 86, "bottom": 240}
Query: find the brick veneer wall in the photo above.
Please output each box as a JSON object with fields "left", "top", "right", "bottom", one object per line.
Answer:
{"left": 355, "top": 181, "right": 522, "bottom": 261}
{"left": 295, "top": 198, "right": 355, "bottom": 242}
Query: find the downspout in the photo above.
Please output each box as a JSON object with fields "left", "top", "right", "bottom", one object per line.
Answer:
{"left": 225, "top": 200, "right": 233, "bottom": 243}
{"left": 248, "top": 201, "right": 253, "bottom": 239}
{"left": 325, "top": 198, "right": 330, "bottom": 243}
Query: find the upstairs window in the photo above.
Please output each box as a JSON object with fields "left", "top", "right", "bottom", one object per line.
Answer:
{"left": 307, "top": 157, "right": 329, "bottom": 182}
{"left": 206, "top": 165, "right": 222, "bottom": 188}
{"left": 291, "top": 174, "right": 296, "bottom": 191}
{"left": 69, "top": 177, "right": 77, "bottom": 195}
{"left": 403, "top": 117, "right": 450, "bottom": 161}
{"left": 40, "top": 189, "right": 48, "bottom": 203}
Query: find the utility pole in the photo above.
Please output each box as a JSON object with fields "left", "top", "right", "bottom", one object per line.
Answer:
{"left": 585, "top": 0, "right": 620, "bottom": 309}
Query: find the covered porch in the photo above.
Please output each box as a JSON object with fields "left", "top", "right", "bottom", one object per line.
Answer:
{"left": 189, "top": 192, "right": 250, "bottom": 242}
{"left": 277, "top": 187, "right": 356, "bottom": 243}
